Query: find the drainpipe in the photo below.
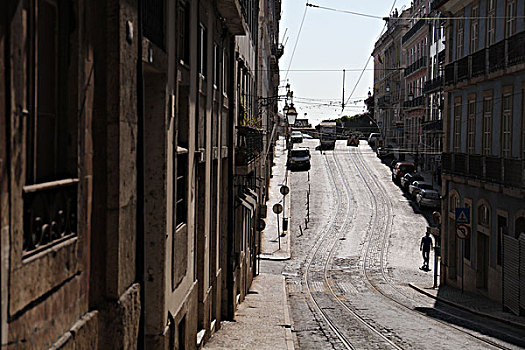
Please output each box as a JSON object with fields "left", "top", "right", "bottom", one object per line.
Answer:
{"left": 136, "top": 1, "right": 146, "bottom": 348}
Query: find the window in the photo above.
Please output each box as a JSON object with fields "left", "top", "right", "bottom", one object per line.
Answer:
{"left": 502, "top": 91, "right": 512, "bottom": 157}
{"left": 487, "top": 0, "right": 496, "bottom": 45}
{"left": 24, "top": 0, "right": 78, "bottom": 254}
{"left": 516, "top": 216, "right": 525, "bottom": 238}
{"left": 478, "top": 204, "right": 490, "bottom": 226}
{"left": 470, "top": 4, "right": 479, "bottom": 53}
{"left": 482, "top": 94, "right": 493, "bottom": 155}
{"left": 505, "top": 0, "right": 516, "bottom": 38}
{"left": 467, "top": 96, "right": 476, "bottom": 154}
{"left": 198, "top": 23, "right": 207, "bottom": 77}
{"left": 464, "top": 203, "right": 471, "bottom": 260}
{"left": 522, "top": 88, "right": 525, "bottom": 159}
{"left": 177, "top": 0, "right": 190, "bottom": 64}
{"left": 222, "top": 48, "right": 228, "bottom": 95}
{"left": 450, "top": 193, "right": 460, "bottom": 213}
{"left": 213, "top": 43, "right": 219, "bottom": 88}
{"left": 454, "top": 97, "right": 462, "bottom": 152}
{"left": 456, "top": 15, "right": 464, "bottom": 59}
{"left": 496, "top": 215, "right": 507, "bottom": 265}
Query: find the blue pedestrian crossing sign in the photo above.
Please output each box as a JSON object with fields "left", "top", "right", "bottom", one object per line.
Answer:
{"left": 455, "top": 208, "right": 470, "bottom": 224}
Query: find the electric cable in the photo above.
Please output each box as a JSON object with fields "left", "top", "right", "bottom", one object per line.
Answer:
{"left": 284, "top": 2, "right": 309, "bottom": 81}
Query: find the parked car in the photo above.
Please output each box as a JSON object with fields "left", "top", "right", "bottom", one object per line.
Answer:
{"left": 377, "top": 145, "right": 393, "bottom": 157}
{"left": 368, "top": 133, "right": 381, "bottom": 146}
{"left": 416, "top": 189, "right": 441, "bottom": 209}
{"left": 408, "top": 181, "right": 434, "bottom": 198}
{"left": 389, "top": 159, "right": 399, "bottom": 170}
{"left": 400, "top": 173, "right": 425, "bottom": 191}
{"left": 287, "top": 147, "right": 311, "bottom": 170}
{"left": 392, "top": 162, "right": 416, "bottom": 183}
{"left": 291, "top": 131, "right": 303, "bottom": 143}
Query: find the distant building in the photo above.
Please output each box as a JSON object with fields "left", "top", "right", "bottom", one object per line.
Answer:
{"left": 372, "top": 8, "right": 409, "bottom": 148}
{"left": 436, "top": 0, "right": 525, "bottom": 314}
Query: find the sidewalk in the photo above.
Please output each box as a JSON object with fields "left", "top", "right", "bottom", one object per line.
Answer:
{"left": 260, "top": 136, "right": 292, "bottom": 260}
{"left": 203, "top": 137, "right": 294, "bottom": 350}
{"left": 409, "top": 283, "right": 525, "bottom": 331}
{"left": 204, "top": 273, "right": 294, "bottom": 350}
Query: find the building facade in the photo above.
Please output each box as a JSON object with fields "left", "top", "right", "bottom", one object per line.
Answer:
{"left": 422, "top": 3, "right": 446, "bottom": 173}
{"left": 436, "top": 0, "right": 525, "bottom": 314}
{"left": 0, "top": 0, "right": 281, "bottom": 348}
{"left": 402, "top": 1, "right": 430, "bottom": 166}
{"left": 372, "top": 9, "right": 409, "bottom": 149}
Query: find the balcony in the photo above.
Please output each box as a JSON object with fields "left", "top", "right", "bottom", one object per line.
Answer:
{"left": 142, "top": 0, "right": 165, "bottom": 49}
{"left": 377, "top": 95, "right": 391, "bottom": 107}
{"left": 471, "top": 49, "right": 486, "bottom": 77}
{"left": 442, "top": 152, "right": 524, "bottom": 189}
{"left": 403, "top": 95, "right": 425, "bottom": 109}
{"left": 402, "top": 18, "right": 427, "bottom": 44}
{"left": 404, "top": 56, "right": 427, "bottom": 77}
{"left": 235, "top": 126, "right": 263, "bottom": 174}
{"left": 218, "top": 0, "right": 246, "bottom": 35}
{"left": 424, "top": 76, "right": 443, "bottom": 93}
{"left": 444, "top": 31, "right": 525, "bottom": 86}
{"left": 430, "top": 0, "right": 448, "bottom": 11}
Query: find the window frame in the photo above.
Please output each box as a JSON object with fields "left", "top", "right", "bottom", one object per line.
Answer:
{"left": 482, "top": 91, "right": 493, "bottom": 155}
{"left": 501, "top": 87, "right": 513, "bottom": 158}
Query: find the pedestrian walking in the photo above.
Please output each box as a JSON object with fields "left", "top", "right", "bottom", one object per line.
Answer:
{"left": 420, "top": 232, "right": 432, "bottom": 271}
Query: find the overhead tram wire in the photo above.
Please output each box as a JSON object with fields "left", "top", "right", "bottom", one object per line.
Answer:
{"left": 284, "top": 2, "right": 309, "bottom": 81}
{"left": 341, "top": 0, "right": 397, "bottom": 114}
{"left": 306, "top": 2, "right": 525, "bottom": 21}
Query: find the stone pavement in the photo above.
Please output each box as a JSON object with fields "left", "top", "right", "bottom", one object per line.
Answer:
{"left": 409, "top": 282, "right": 525, "bottom": 331}
{"left": 203, "top": 137, "right": 294, "bottom": 349}
{"left": 204, "top": 273, "right": 294, "bottom": 350}
{"left": 260, "top": 136, "right": 292, "bottom": 260}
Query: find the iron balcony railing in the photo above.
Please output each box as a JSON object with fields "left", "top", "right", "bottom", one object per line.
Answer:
{"left": 142, "top": 0, "right": 165, "bottom": 49}
{"left": 404, "top": 56, "right": 428, "bottom": 77}
{"left": 444, "top": 30, "right": 525, "bottom": 86}
{"left": 236, "top": 126, "right": 263, "bottom": 165}
{"left": 403, "top": 95, "right": 425, "bottom": 108}
{"left": 424, "top": 76, "right": 443, "bottom": 93}
{"left": 402, "top": 18, "right": 427, "bottom": 44}
{"left": 442, "top": 152, "right": 524, "bottom": 188}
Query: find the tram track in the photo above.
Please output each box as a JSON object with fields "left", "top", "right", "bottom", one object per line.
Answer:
{"left": 302, "top": 149, "right": 403, "bottom": 350}
{"left": 300, "top": 142, "right": 520, "bottom": 350}
{"left": 343, "top": 144, "right": 517, "bottom": 350}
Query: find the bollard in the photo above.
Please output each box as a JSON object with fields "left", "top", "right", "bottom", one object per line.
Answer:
{"left": 299, "top": 225, "right": 303, "bottom": 236}
{"left": 305, "top": 217, "right": 308, "bottom": 229}
{"left": 282, "top": 217, "right": 289, "bottom": 232}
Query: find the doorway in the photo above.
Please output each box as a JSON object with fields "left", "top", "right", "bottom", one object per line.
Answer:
{"left": 476, "top": 232, "right": 489, "bottom": 289}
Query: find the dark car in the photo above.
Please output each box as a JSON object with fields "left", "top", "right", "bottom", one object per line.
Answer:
{"left": 287, "top": 148, "right": 311, "bottom": 170}
{"left": 400, "top": 173, "right": 425, "bottom": 191}
{"left": 377, "top": 145, "right": 393, "bottom": 158}
{"left": 392, "top": 162, "right": 416, "bottom": 183}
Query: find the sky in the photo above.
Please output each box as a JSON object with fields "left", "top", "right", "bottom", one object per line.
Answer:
{"left": 279, "top": 0, "right": 412, "bottom": 127}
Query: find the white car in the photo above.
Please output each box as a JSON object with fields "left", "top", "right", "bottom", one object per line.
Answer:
{"left": 408, "top": 181, "right": 434, "bottom": 198}
{"left": 291, "top": 131, "right": 303, "bottom": 143}
{"left": 368, "top": 133, "right": 381, "bottom": 146}
{"left": 416, "top": 189, "right": 441, "bottom": 209}
{"left": 287, "top": 148, "right": 311, "bottom": 170}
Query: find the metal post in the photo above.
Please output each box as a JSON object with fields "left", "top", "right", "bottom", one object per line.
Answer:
{"left": 277, "top": 213, "right": 281, "bottom": 250}
{"left": 433, "top": 242, "right": 439, "bottom": 288}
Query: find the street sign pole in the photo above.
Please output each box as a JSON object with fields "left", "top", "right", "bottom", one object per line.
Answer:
{"left": 277, "top": 213, "right": 281, "bottom": 250}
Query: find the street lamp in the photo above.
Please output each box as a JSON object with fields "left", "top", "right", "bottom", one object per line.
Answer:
{"left": 286, "top": 103, "right": 298, "bottom": 126}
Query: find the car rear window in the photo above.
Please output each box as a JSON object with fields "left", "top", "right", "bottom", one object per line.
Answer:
{"left": 291, "top": 150, "right": 309, "bottom": 157}
{"left": 400, "top": 165, "right": 415, "bottom": 172}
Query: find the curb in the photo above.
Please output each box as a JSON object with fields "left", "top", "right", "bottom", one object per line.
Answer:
{"left": 282, "top": 276, "right": 296, "bottom": 350}
{"left": 408, "top": 283, "right": 525, "bottom": 331}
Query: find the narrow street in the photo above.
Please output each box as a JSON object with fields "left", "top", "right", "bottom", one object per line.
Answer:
{"left": 262, "top": 138, "right": 525, "bottom": 350}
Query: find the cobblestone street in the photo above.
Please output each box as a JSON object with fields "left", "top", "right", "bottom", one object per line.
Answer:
{"left": 259, "top": 139, "right": 525, "bottom": 350}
